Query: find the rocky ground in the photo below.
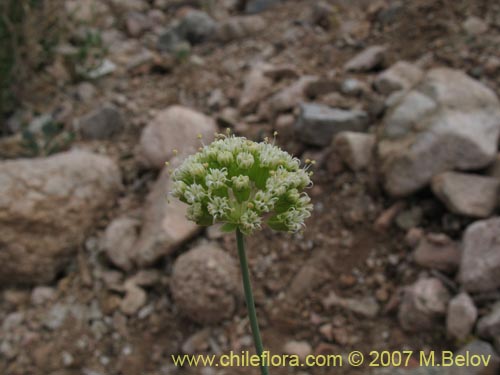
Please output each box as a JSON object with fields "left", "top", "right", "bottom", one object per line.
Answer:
{"left": 2, "top": 0, "right": 500, "bottom": 374}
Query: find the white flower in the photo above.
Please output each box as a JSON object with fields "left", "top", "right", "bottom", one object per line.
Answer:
{"left": 187, "top": 202, "right": 203, "bottom": 221}
{"left": 236, "top": 152, "right": 254, "bottom": 169}
{"left": 170, "top": 134, "right": 313, "bottom": 233}
{"left": 184, "top": 183, "right": 205, "bottom": 204}
{"left": 207, "top": 196, "right": 231, "bottom": 220}
{"left": 206, "top": 168, "right": 228, "bottom": 190}
{"left": 240, "top": 209, "right": 262, "bottom": 234}
{"left": 231, "top": 175, "right": 250, "bottom": 190}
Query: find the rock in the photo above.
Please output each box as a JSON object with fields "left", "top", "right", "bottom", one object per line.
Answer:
{"left": 295, "top": 103, "right": 369, "bottom": 147}
{"left": 182, "top": 328, "right": 211, "bottom": 354}
{"left": 444, "top": 340, "right": 500, "bottom": 375}
{"left": 170, "top": 244, "right": 240, "bottom": 324}
{"left": 310, "top": 1, "right": 337, "bottom": 29}
{"left": 138, "top": 106, "right": 216, "bottom": 169}
{"left": 120, "top": 283, "right": 147, "bottom": 316}
{"left": 245, "top": 0, "right": 282, "bottom": 14}
{"left": 0, "top": 150, "right": 121, "bottom": 284}
{"left": 259, "top": 75, "right": 317, "bottom": 119}
{"left": 322, "top": 291, "right": 379, "bottom": 318}
{"left": 446, "top": 293, "right": 477, "bottom": 342}
{"left": 87, "top": 59, "right": 117, "bottom": 79}
{"left": 398, "top": 278, "right": 451, "bottom": 332}
{"left": 177, "top": 10, "right": 217, "bottom": 45}
{"left": 458, "top": 217, "right": 500, "bottom": 293}
{"left": 215, "top": 16, "right": 266, "bottom": 42}
{"left": 76, "top": 82, "right": 96, "bottom": 102}
{"left": 102, "top": 217, "right": 141, "bottom": 271}
{"left": 134, "top": 165, "right": 199, "bottom": 266}
{"left": 395, "top": 206, "right": 422, "bottom": 230}
{"left": 476, "top": 304, "right": 500, "bottom": 353}
{"left": 340, "top": 78, "right": 366, "bottom": 97}
{"left": 344, "top": 45, "right": 387, "bottom": 72}
{"left": 75, "top": 104, "right": 125, "bottom": 140}
{"left": 486, "top": 154, "right": 500, "bottom": 178}
{"left": 125, "top": 11, "right": 152, "bottom": 37}
{"left": 333, "top": 131, "right": 375, "bottom": 171}
{"left": 127, "top": 269, "right": 161, "bottom": 287}
{"left": 378, "top": 68, "right": 500, "bottom": 196}
{"left": 374, "top": 61, "right": 424, "bottom": 95}
{"left": 413, "top": 233, "right": 461, "bottom": 273}
{"left": 463, "top": 16, "right": 488, "bottom": 35}
{"left": 283, "top": 341, "right": 312, "bottom": 360}
{"left": 157, "top": 27, "right": 185, "bottom": 54}
{"left": 431, "top": 172, "right": 500, "bottom": 218}
{"left": 484, "top": 56, "right": 500, "bottom": 75}
{"left": 31, "top": 286, "right": 57, "bottom": 305}
{"left": 405, "top": 227, "right": 424, "bottom": 247}
{"left": 238, "top": 63, "right": 274, "bottom": 114}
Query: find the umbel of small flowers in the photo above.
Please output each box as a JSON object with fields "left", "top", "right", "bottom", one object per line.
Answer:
{"left": 168, "top": 131, "right": 313, "bottom": 375}
{"left": 169, "top": 132, "right": 313, "bottom": 235}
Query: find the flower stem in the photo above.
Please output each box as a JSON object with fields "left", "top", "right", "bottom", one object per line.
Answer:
{"left": 236, "top": 228, "right": 270, "bottom": 375}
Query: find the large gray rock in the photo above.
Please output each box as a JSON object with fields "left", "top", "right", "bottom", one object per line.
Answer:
{"left": 75, "top": 104, "right": 125, "bottom": 140}
{"left": 295, "top": 103, "right": 369, "bottom": 147}
{"left": 447, "top": 293, "right": 477, "bottom": 342}
{"left": 378, "top": 68, "right": 500, "bottom": 196}
{"left": 374, "top": 61, "right": 424, "bottom": 95}
{"left": 398, "top": 277, "right": 451, "bottom": 332}
{"left": 138, "top": 106, "right": 216, "bottom": 169}
{"left": 458, "top": 217, "right": 500, "bottom": 293}
{"left": 0, "top": 150, "right": 121, "bottom": 284}
{"left": 431, "top": 172, "right": 500, "bottom": 218}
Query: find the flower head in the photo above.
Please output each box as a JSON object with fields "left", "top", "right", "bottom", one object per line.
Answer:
{"left": 170, "top": 134, "right": 313, "bottom": 234}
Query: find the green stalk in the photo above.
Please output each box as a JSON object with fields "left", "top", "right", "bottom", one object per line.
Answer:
{"left": 236, "top": 228, "right": 270, "bottom": 375}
